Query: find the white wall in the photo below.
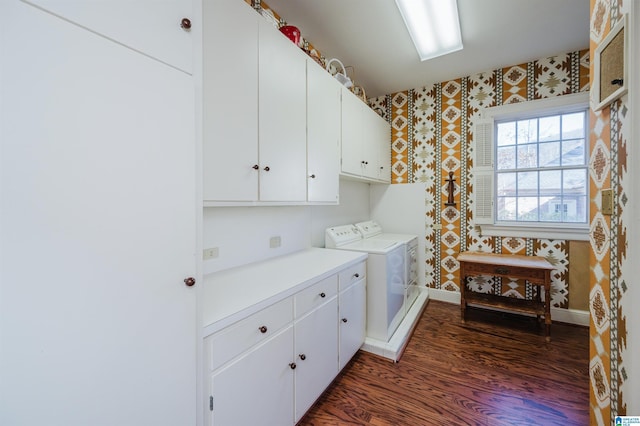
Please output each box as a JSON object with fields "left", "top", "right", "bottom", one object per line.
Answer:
{"left": 203, "top": 179, "right": 371, "bottom": 274}
{"left": 370, "top": 183, "right": 428, "bottom": 287}
{"left": 309, "top": 179, "right": 371, "bottom": 247}
{"left": 625, "top": 0, "right": 640, "bottom": 413}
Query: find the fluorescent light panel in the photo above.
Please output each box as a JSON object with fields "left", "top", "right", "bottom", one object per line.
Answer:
{"left": 395, "top": 0, "right": 463, "bottom": 61}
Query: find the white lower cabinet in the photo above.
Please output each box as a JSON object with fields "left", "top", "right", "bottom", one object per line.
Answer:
{"left": 209, "top": 326, "right": 294, "bottom": 425}
{"left": 204, "top": 263, "right": 365, "bottom": 425}
{"left": 338, "top": 262, "right": 367, "bottom": 370}
{"left": 293, "top": 277, "right": 339, "bottom": 422}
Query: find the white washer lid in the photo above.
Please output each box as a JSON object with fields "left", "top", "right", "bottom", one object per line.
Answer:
{"left": 335, "top": 238, "right": 400, "bottom": 254}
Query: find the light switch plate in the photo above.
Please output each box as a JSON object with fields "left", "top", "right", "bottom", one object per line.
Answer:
{"left": 602, "top": 188, "right": 614, "bottom": 215}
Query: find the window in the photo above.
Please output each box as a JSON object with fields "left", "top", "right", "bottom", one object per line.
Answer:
{"left": 473, "top": 93, "right": 590, "bottom": 241}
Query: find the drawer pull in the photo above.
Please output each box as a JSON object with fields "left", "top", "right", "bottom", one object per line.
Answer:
{"left": 258, "top": 326, "right": 267, "bottom": 334}
{"left": 319, "top": 292, "right": 326, "bottom": 298}
{"left": 495, "top": 267, "right": 510, "bottom": 275}
{"left": 289, "top": 362, "right": 297, "bottom": 370}
{"left": 298, "top": 354, "right": 306, "bottom": 361}
{"left": 353, "top": 273, "right": 360, "bottom": 278}
{"left": 341, "top": 318, "right": 348, "bottom": 323}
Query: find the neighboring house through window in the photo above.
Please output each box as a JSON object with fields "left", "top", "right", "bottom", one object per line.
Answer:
{"left": 472, "top": 92, "right": 590, "bottom": 241}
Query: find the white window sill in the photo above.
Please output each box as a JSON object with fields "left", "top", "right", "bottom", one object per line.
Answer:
{"left": 478, "top": 223, "right": 590, "bottom": 241}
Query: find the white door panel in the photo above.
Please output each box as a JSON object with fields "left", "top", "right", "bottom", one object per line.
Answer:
{"left": 21, "top": 0, "right": 193, "bottom": 73}
{"left": 0, "top": 2, "right": 196, "bottom": 424}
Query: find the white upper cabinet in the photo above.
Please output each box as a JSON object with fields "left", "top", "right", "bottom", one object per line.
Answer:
{"left": 306, "top": 60, "right": 341, "bottom": 204}
{"left": 203, "top": 0, "right": 315, "bottom": 205}
{"left": 203, "top": 0, "right": 259, "bottom": 202}
{"left": 368, "top": 106, "right": 391, "bottom": 183}
{"left": 22, "top": 0, "right": 193, "bottom": 73}
{"left": 258, "top": 18, "right": 307, "bottom": 202}
{"left": 340, "top": 88, "right": 391, "bottom": 184}
{"left": 340, "top": 87, "right": 368, "bottom": 177}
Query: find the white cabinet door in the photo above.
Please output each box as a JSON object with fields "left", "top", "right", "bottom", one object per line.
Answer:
{"left": 294, "top": 297, "right": 339, "bottom": 422}
{"left": 372, "top": 110, "right": 391, "bottom": 183}
{"left": 307, "top": 61, "right": 340, "bottom": 204}
{"left": 340, "top": 87, "right": 365, "bottom": 177}
{"left": 360, "top": 108, "right": 379, "bottom": 180}
{"left": 340, "top": 88, "right": 390, "bottom": 182}
{"left": 0, "top": 2, "right": 196, "bottom": 425}
{"left": 258, "top": 19, "right": 307, "bottom": 202}
{"left": 22, "top": 0, "right": 193, "bottom": 73}
{"left": 211, "top": 327, "right": 295, "bottom": 426}
{"left": 339, "top": 280, "right": 366, "bottom": 370}
{"left": 203, "top": 0, "right": 259, "bottom": 202}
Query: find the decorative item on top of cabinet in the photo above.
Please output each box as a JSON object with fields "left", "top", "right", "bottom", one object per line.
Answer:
{"left": 325, "top": 58, "right": 353, "bottom": 88}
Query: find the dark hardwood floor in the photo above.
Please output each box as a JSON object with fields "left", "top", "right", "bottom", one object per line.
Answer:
{"left": 299, "top": 300, "right": 589, "bottom": 426}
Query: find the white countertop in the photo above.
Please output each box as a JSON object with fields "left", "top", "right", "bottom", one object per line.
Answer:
{"left": 202, "top": 247, "right": 367, "bottom": 336}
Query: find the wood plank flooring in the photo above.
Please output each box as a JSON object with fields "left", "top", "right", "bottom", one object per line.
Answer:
{"left": 299, "top": 300, "right": 589, "bottom": 426}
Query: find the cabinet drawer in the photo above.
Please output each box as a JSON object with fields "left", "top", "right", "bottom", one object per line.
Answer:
{"left": 207, "top": 297, "right": 293, "bottom": 371}
{"left": 295, "top": 275, "right": 337, "bottom": 319}
{"left": 338, "top": 261, "right": 366, "bottom": 291}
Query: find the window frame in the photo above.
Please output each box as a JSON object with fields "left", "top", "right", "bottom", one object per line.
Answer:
{"left": 472, "top": 92, "right": 590, "bottom": 241}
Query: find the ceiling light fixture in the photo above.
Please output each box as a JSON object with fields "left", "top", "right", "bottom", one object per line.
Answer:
{"left": 395, "top": 0, "right": 463, "bottom": 61}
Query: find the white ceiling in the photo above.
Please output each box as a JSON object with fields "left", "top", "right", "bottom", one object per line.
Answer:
{"left": 264, "top": 0, "right": 590, "bottom": 99}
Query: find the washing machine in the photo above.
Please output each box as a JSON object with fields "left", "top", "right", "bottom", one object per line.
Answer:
{"left": 355, "top": 220, "right": 419, "bottom": 310}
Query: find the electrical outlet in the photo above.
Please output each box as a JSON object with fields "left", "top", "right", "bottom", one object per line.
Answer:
{"left": 203, "top": 247, "right": 219, "bottom": 260}
{"left": 270, "top": 236, "right": 281, "bottom": 248}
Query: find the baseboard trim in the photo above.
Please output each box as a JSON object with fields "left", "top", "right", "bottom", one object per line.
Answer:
{"left": 427, "top": 288, "right": 589, "bottom": 327}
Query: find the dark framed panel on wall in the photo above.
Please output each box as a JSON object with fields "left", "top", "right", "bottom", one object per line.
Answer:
{"left": 592, "top": 14, "right": 628, "bottom": 111}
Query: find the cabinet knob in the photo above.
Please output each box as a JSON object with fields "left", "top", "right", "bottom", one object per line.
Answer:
{"left": 289, "top": 362, "right": 297, "bottom": 370}
{"left": 252, "top": 164, "right": 259, "bottom": 170}
{"left": 263, "top": 166, "right": 270, "bottom": 171}
{"left": 183, "top": 277, "right": 196, "bottom": 287}
{"left": 309, "top": 174, "right": 316, "bottom": 179}
{"left": 319, "top": 292, "right": 326, "bottom": 298}
{"left": 342, "top": 318, "right": 348, "bottom": 323}
{"left": 354, "top": 273, "right": 360, "bottom": 278}
{"left": 299, "top": 354, "right": 306, "bottom": 361}
{"left": 258, "top": 326, "right": 268, "bottom": 334}
{"left": 180, "top": 18, "right": 192, "bottom": 31}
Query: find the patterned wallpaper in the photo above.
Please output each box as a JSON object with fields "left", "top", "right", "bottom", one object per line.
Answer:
{"left": 588, "top": 0, "right": 629, "bottom": 423}
{"left": 369, "top": 51, "right": 589, "bottom": 311}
